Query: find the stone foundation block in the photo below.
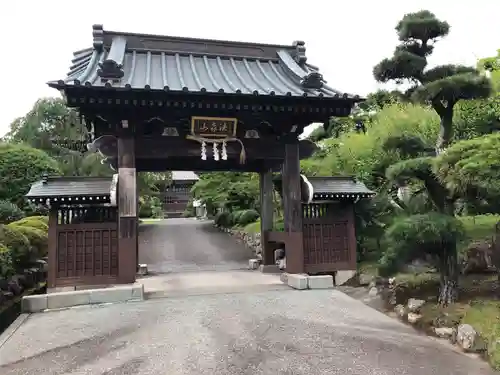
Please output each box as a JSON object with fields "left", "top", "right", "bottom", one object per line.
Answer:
{"left": 90, "top": 286, "right": 133, "bottom": 304}
{"left": 248, "top": 259, "right": 260, "bottom": 270}
{"left": 137, "top": 264, "right": 148, "bottom": 276}
{"left": 21, "top": 294, "right": 48, "bottom": 313}
{"left": 335, "top": 270, "right": 357, "bottom": 286}
{"left": 287, "top": 274, "right": 308, "bottom": 290}
{"left": 47, "top": 290, "right": 90, "bottom": 310}
{"left": 308, "top": 275, "right": 334, "bottom": 289}
{"left": 259, "top": 264, "right": 280, "bottom": 274}
{"left": 280, "top": 273, "right": 289, "bottom": 284}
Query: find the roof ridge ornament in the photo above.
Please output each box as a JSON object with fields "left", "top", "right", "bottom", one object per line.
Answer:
{"left": 292, "top": 40, "right": 307, "bottom": 65}
{"left": 98, "top": 36, "right": 126, "bottom": 81}
{"left": 301, "top": 71, "right": 324, "bottom": 90}
{"left": 92, "top": 24, "right": 104, "bottom": 52}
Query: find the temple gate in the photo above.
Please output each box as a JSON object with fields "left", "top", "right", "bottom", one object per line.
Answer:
{"left": 35, "top": 24, "right": 365, "bottom": 286}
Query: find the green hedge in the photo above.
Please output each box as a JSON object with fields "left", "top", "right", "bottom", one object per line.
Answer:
{"left": 7, "top": 224, "right": 48, "bottom": 258}
{"left": 215, "top": 209, "right": 260, "bottom": 228}
{"left": 11, "top": 216, "right": 48, "bottom": 232}
{"left": 0, "top": 224, "right": 31, "bottom": 270}
{"left": 0, "top": 244, "right": 14, "bottom": 279}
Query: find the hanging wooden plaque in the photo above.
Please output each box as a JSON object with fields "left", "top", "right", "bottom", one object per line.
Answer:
{"left": 191, "top": 116, "right": 237, "bottom": 138}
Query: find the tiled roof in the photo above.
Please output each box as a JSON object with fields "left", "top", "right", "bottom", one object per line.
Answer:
{"left": 26, "top": 176, "right": 113, "bottom": 203}
{"left": 172, "top": 171, "right": 199, "bottom": 181}
{"left": 49, "top": 25, "right": 359, "bottom": 99}
{"left": 307, "top": 176, "right": 375, "bottom": 199}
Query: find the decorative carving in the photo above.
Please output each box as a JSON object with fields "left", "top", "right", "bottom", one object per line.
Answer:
{"left": 162, "top": 127, "right": 179, "bottom": 137}
{"left": 293, "top": 40, "right": 307, "bottom": 64}
{"left": 244, "top": 129, "right": 260, "bottom": 139}
{"left": 301, "top": 72, "right": 324, "bottom": 89}
{"left": 98, "top": 60, "right": 124, "bottom": 81}
{"left": 92, "top": 24, "right": 104, "bottom": 52}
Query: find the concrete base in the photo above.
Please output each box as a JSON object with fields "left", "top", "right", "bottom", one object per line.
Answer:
{"left": 137, "top": 264, "right": 148, "bottom": 276}
{"left": 259, "top": 264, "right": 281, "bottom": 274}
{"left": 22, "top": 283, "right": 144, "bottom": 313}
{"left": 335, "top": 270, "right": 357, "bottom": 286}
{"left": 287, "top": 274, "right": 308, "bottom": 290}
{"left": 308, "top": 275, "right": 334, "bottom": 289}
{"left": 248, "top": 259, "right": 260, "bottom": 270}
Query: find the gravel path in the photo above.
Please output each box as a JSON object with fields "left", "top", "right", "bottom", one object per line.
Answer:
{"left": 0, "top": 219, "right": 494, "bottom": 374}
{"left": 139, "top": 218, "right": 250, "bottom": 274}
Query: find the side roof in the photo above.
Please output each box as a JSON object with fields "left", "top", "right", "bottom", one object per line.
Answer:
{"left": 172, "top": 171, "right": 199, "bottom": 181}
{"left": 49, "top": 25, "right": 360, "bottom": 100}
{"left": 307, "top": 176, "right": 375, "bottom": 199}
{"left": 26, "top": 176, "right": 113, "bottom": 204}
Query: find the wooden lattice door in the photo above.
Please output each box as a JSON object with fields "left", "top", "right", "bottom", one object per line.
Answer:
{"left": 302, "top": 203, "right": 356, "bottom": 273}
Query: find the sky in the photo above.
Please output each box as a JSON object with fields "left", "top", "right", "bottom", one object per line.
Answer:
{"left": 0, "top": 0, "right": 498, "bottom": 138}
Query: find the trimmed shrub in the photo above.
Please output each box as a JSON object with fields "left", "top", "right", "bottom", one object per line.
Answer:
{"left": 214, "top": 211, "right": 231, "bottom": 228}
{"left": 0, "top": 243, "right": 14, "bottom": 279}
{"left": 0, "top": 200, "right": 25, "bottom": 224}
{"left": 0, "top": 224, "right": 31, "bottom": 269}
{"left": 11, "top": 216, "right": 49, "bottom": 232}
{"left": 7, "top": 224, "right": 48, "bottom": 258}
{"left": 237, "top": 209, "right": 260, "bottom": 227}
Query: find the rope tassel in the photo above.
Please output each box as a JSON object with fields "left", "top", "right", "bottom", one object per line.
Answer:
{"left": 186, "top": 135, "right": 246, "bottom": 164}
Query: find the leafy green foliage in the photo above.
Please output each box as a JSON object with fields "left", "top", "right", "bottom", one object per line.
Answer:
{"left": 380, "top": 213, "right": 465, "bottom": 276}
{"left": 192, "top": 172, "right": 259, "bottom": 211}
{"left": 138, "top": 195, "right": 163, "bottom": 218}
{"left": 12, "top": 216, "right": 49, "bottom": 232}
{"left": 0, "top": 143, "right": 60, "bottom": 204}
{"left": 478, "top": 49, "right": 500, "bottom": 91}
{"left": 7, "top": 224, "right": 48, "bottom": 258}
{"left": 433, "top": 133, "right": 500, "bottom": 197}
{"left": 0, "top": 200, "right": 25, "bottom": 224}
{"left": 0, "top": 244, "right": 14, "bottom": 279}
{"left": 453, "top": 94, "right": 500, "bottom": 140}
{"left": 236, "top": 209, "right": 260, "bottom": 227}
{"left": 0, "top": 224, "right": 31, "bottom": 269}
{"left": 373, "top": 10, "right": 492, "bottom": 150}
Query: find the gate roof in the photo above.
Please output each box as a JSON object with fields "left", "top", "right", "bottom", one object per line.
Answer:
{"left": 48, "top": 25, "right": 360, "bottom": 102}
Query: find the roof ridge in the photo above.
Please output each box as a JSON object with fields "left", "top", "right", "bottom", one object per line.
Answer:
{"left": 92, "top": 24, "right": 298, "bottom": 51}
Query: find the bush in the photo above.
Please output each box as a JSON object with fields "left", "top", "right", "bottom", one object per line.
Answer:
{"left": 214, "top": 211, "right": 232, "bottom": 228}
{"left": 7, "top": 224, "right": 48, "bottom": 258}
{"left": 0, "top": 244, "right": 14, "bottom": 279}
{"left": 237, "top": 209, "right": 260, "bottom": 227}
{"left": 380, "top": 213, "right": 465, "bottom": 276}
{"left": 0, "top": 224, "right": 31, "bottom": 269}
{"left": 12, "top": 216, "right": 49, "bottom": 232}
{"left": 0, "top": 200, "right": 25, "bottom": 224}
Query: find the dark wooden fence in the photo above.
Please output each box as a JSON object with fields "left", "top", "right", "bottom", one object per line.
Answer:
{"left": 302, "top": 203, "right": 356, "bottom": 274}
{"left": 51, "top": 206, "right": 118, "bottom": 287}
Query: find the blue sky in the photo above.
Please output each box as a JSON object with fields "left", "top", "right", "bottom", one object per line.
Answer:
{"left": 0, "top": 0, "right": 498, "bottom": 137}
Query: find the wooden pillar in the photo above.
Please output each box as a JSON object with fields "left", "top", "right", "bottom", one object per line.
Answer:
{"left": 282, "top": 142, "right": 304, "bottom": 274}
{"left": 47, "top": 207, "right": 58, "bottom": 288}
{"left": 259, "top": 168, "right": 274, "bottom": 265}
{"left": 117, "top": 136, "right": 138, "bottom": 284}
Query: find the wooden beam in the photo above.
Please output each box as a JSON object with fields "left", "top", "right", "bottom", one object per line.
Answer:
{"left": 282, "top": 142, "right": 304, "bottom": 274}
{"left": 117, "top": 136, "right": 138, "bottom": 284}
{"left": 93, "top": 137, "right": 318, "bottom": 161}
{"left": 47, "top": 208, "right": 58, "bottom": 289}
{"left": 260, "top": 168, "right": 274, "bottom": 265}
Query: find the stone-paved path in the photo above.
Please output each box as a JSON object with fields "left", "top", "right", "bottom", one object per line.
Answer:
{"left": 0, "top": 219, "right": 495, "bottom": 374}
{"left": 139, "top": 218, "right": 250, "bottom": 274}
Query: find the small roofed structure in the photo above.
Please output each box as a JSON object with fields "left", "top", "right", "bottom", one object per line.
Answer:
{"left": 268, "top": 175, "right": 375, "bottom": 275}
{"left": 163, "top": 171, "right": 199, "bottom": 218}
{"left": 26, "top": 175, "right": 122, "bottom": 289}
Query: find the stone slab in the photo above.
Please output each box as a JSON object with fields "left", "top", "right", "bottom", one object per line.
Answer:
{"left": 47, "top": 290, "right": 90, "bottom": 310}
{"left": 308, "top": 275, "right": 334, "bottom": 289}
{"left": 259, "top": 264, "right": 280, "bottom": 274}
{"left": 47, "top": 286, "right": 76, "bottom": 294}
{"left": 335, "top": 270, "right": 357, "bottom": 286}
{"left": 21, "top": 294, "right": 47, "bottom": 313}
{"left": 248, "top": 259, "right": 260, "bottom": 270}
{"left": 287, "top": 274, "right": 308, "bottom": 290}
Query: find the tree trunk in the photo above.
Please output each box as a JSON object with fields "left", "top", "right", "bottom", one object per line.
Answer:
{"left": 435, "top": 106, "right": 454, "bottom": 154}
{"left": 438, "top": 246, "right": 459, "bottom": 306}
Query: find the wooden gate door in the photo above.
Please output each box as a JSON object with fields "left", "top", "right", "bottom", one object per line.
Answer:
{"left": 52, "top": 206, "right": 119, "bottom": 287}
{"left": 302, "top": 203, "right": 357, "bottom": 274}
